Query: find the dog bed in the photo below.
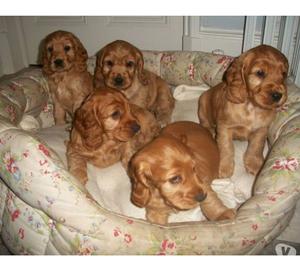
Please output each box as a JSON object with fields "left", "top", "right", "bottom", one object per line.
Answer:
{"left": 1, "top": 50, "right": 300, "bottom": 255}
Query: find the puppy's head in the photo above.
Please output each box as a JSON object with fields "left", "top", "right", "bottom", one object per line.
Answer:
{"left": 224, "top": 44, "right": 288, "bottom": 109}
{"left": 42, "top": 30, "right": 88, "bottom": 75}
{"left": 94, "top": 40, "right": 147, "bottom": 90}
{"left": 74, "top": 88, "right": 141, "bottom": 150}
{"left": 129, "top": 136, "right": 207, "bottom": 210}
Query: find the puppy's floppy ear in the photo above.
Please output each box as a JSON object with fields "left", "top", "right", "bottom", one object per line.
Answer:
{"left": 224, "top": 53, "right": 251, "bottom": 104}
{"left": 135, "top": 49, "right": 149, "bottom": 86}
{"left": 129, "top": 159, "right": 151, "bottom": 208}
{"left": 41, "top": 37, "right": 52, "bottom": 76}
{"left": 74, "top": 95, "right": 103, "bottom": 150}
{"left": 72, "top": 34, "right": 88, "bottom": 72}
{"left": 94, "top": 48, "right": 106, "bottom": 89}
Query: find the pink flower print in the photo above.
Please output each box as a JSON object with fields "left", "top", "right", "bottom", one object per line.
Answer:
{"left": 42, "top": 104, "right": 52, "bottom": 113}
{"left": 5, "top": 105, "right": 17, "bottom": 122}
{"left": 223, "top": 57, "right": 234, "bottom": 69}
{"left": 124, "top": 233, "right": 132, "bottom": 244}
{"left": 113, "top": 227, "right": 122, "bottom": 237}
{"left": 18, "top": 228, "right": 25, "bottom": 239}
{"left": 126, "top": 219, "right": 133, "bottom": 224}
{"left": 217, "top": 56, "right": 227, "bottom": 64}
{"left": 277, "top": 103, "right": 288, "bottom": 112}
{"left": 252, "top": 224, "right": 258, "bottom": 231}
{"left": 3, "top": 152, "right": 21, "bottom": 181}
{"left": 22, "top": 150, "right": 29, "bottom": 158}
{"left": 267, "top": 195, "right": 276, "bottom": 202}
{"left": 39, "top": 159, "right": 48, "bottom": 166}
{"left": 11, "top": 209, "right": 20, "bottom": 221}
{"left": 241, "top": 238, "right": 256, "bottom": 247}
{"left": 78, "top": 246, "right": 93, "bottom": 255}
{"left": 159, "top": 239, "right": 176, "bottom": 255}
{"left": 161, "top": 54, "right": 176, "bottom": 65}
{"left": 38, "top": 144, "right": 51, "bottom": 157}
{"left": 285, "top": 158, "right": 299, "bottom": 171}
{"left": 188, "top": 64, "right": 195, "bottom": 80}
{"left": 272, "top": 157, "right": 299, "bottom": 171}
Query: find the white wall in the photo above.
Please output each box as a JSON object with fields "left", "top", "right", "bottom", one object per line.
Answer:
{"left": 0, "top": 17, "right": 15, "bottom": 76}
{"left": 0, "top": 16, "right": 296, "bottom": 77}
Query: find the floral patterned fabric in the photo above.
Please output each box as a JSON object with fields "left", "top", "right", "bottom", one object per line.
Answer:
{"left": 0, "top": 50, "right": 300, "bottom": 255}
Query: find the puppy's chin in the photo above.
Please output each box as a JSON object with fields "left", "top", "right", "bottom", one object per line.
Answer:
{"left": 164, "top": 197, "right": 198, "bottom": 210}
{"left": 50, "top": 63, "right": 72, "bottom": 73}
{"left": 112, "top": 129, "right": 137, "bottom": 142}
{"left": 105, "top": 79, "right": 133, "bottom": 91}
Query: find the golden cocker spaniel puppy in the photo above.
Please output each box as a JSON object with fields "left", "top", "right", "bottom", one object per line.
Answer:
{"left": 94, "top": 40, "right": 175, "bottom": 127}
{"left": 129, "top": 121, "right": 235, "bottom": 225}
{"left": 42, "top": 30, "right": 93, "bottom": 125}
{"left": 198, "top": 44, "right": 289, "bottom": 178}
{"left": 66, "top": 88, "right": 160, "bottom": 185}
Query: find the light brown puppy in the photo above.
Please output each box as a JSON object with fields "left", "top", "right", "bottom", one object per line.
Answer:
{"left": 94, "top": 40, "right": 175, "bottom": 127}
{"left": 66, "top": 88, "right": 160, "bottom": 185}
{"left": 198, "top": 45, "right": 289, "bottom": 178}
{"left": 129, "top": 121, "right": 235, "bottom": 225}
{"left": 42, "top": 30, "right": 93, "bottom": 125}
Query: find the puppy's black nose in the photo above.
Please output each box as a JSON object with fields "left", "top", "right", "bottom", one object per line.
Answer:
{"left": 271, "top": 92, "right": 282, "bottom": 102}
{"left": 131, "top": 122, "right": 141, "bottom": 134}
{"left": 54, "top": 59, "right": 64, "bottom": 67}
{"left": 114, "top": 75, "right": 124, "bottom": 86}
{"left": 195, "top": 193, "right": 207, "bottom": 202}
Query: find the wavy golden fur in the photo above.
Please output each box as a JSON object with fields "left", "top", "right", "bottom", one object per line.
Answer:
{"left": 94, "top": 40, "right": 175, "bottom": 127}
{"left": 66, "top": 88, "right": 160, "bottom": 185}
{"left": 42, "top": 30, "right": 93, "bottom": 124}
{"left": 198, "top": 44, "right": 289, "bottom": 178}
{"left": 129, "top": 121, "right": 235, "bottom": 225}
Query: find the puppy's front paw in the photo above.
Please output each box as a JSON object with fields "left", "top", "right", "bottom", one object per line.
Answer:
{"left": 244, "top": 155, "right": 264, "bottom": 176}
{"left": 219, "top": 159, "right": 234, "bottom": 178}
{"left": 216, "top": 209, "right": 236, "bottom": 221}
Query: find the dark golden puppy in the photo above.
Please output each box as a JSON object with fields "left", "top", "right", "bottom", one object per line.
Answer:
{"left": 198, "top": 45, "right": 289, "bottom": 178}
{"left": 42, "top": 30, "right": 93, "bottom": 124}
{"left": 66, "top": 88, "right": 160, "bottom": 185}
{"left": 129, "top": 121, "right": 235, "bottom": 225}
{"left": 94, "top": 40, "right": 175, "bottom": 127}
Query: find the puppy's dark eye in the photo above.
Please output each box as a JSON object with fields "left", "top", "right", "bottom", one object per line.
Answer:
{"left": 169, "top": 175, "right": 182, "bottom": 184}
{"left": 256, "top": 70, "right": 265, "bottom": 78}
{"left": 111, "top": 110, "right": 121, "bottom": 119}
{"left": 47, "top": 46, "right": 53, "bottom": 53}
{"left": 105, "top": 60, "right": 114, "bottom": 67}
{"left": 126, "top": 61, "right": 135, "bottom": 68}
{"left": 64, "top": 45, "right": 71, "bottom": 52}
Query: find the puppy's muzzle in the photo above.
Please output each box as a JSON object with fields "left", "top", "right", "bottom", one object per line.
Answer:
{"left": 131, "top": 122, "right": 141, "bottom": 134}
{"left": 114, "top": 75, "right": 124, "bottom": 87}
{"left": 54, "top": 59, "right": 64, "bottom": 68}
{"left": 194, "top": 192, "right": 207, "bottom": 202}
{"left": 271, "top": 91, "right": 282, "bottom": 102}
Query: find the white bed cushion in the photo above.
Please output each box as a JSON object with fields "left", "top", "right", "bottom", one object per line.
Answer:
{"left": 35, "top": 85, "right": 266, "bottom": 223}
